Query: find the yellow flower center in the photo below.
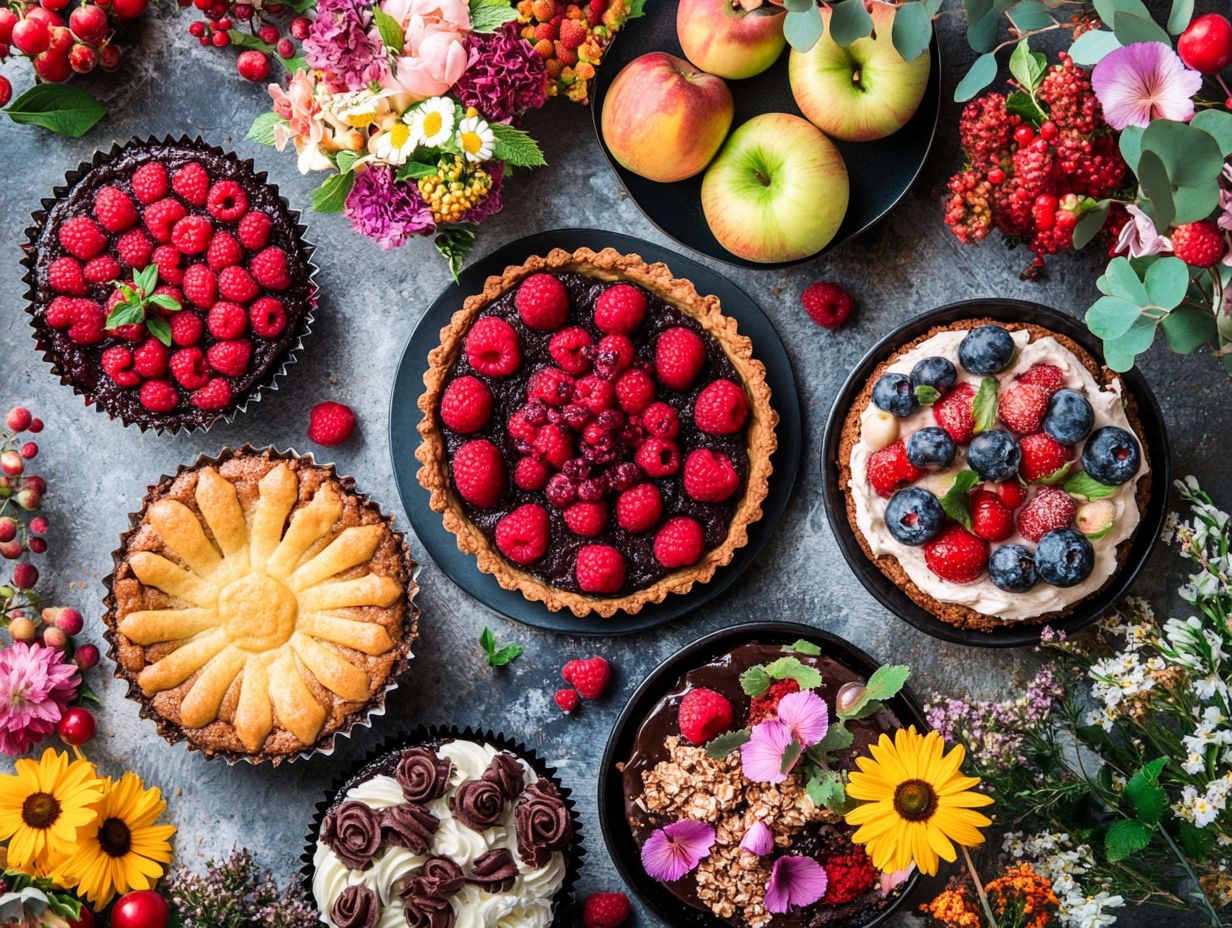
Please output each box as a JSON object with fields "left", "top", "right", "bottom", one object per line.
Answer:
{"left": 99, "top": 817, "right": 132, "bottom": 858}
{"left": 893, "top": 779, "right": 939, "bottom": 822}
{"left": 21, "top": 792, "right": 60, "bottom": 829}
{"left": 388, "top": 123, "right": 410, "bottom": 149}
{"left": 423, "top": 112, "right": 442, "bottom": 137}
{"left": 461, "top": 131, "right": 483, "bottom": 154}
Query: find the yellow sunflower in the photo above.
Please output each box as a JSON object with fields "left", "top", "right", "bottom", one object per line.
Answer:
{"left": 845, "top": 726, "right": 993, "bottom": 876}
{"left": 0, "top": 748, "right": 104, "bottom": 874}
{"left": 53, "top": 771, "right": 176, "bottom": 906}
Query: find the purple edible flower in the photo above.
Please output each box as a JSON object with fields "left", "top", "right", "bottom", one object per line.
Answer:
{"left": 344, "top": 165, "right": 436, "bottom": 249}
{"left": 776, "top": 690, "right": 829, "bottom": 748}
{"left": 640, "top": 819, "right": 715, "bottom": 882}
{"left": 1091, "top": 42, "right": 1202, "bottom": 130}
{"left": 741, "top": 719, "right": 797, "bottom": 784}
{"left": 765, "top": 855, "right": 828, "bottom": 914}
{"left": 739, "top": 821, "right": 774, "bottom": 856}
{"left": 304, "top": 0, "right": 389, "bottom": 90}
{"left": 454, "top": 23, "right": 547, "bottom": 122}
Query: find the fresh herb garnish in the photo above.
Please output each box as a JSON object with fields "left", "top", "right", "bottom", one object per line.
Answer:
{"left": 479, "top": 626, "right": 523, "bottom": 668}
{"left": 939, "top": 469, "right": 981, "bottom": 530}
{"left": 972, "top": 376, "right": 1000, "bottom": 434}
{"left": 104, "top": 264, "right": 181, "bottom": 346}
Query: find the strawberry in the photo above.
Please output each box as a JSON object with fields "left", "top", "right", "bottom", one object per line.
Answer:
{"left": 653, "top": 516, "right": 704, "bottom": 568}
{"left": 1171, "top": 219, "right": 1227, "bottom": 268}
{"left": 93, "top": 185, "right": 137, "bottom": 232}
{"left": 207, "top": 301, "right": 247, "bottom": 340}
{"left": 171, "top": 162, "right": 210, "bottom": 206}
{"left": 144, "top": 198, "right": 188, "bottom": 243}
{"left": 139, "top": 379, "right": 179, "bottom": 413}
{"left": 554, "top": 688, "right": 580, "bottom": 713}
{"left": 130, "top": 162, "right": 169, "bottom": 204}
{"left": 236, "top": 210, "right": 273, "bottom": 250}
{"left": 971, "top": 489, "right": 1014, "bottom": 541}
{"left": 694, "top": 378, "right": 749, "bottom": 434}
{"left": 83, "top": 255, "right": 120, "bottom": 285}
{"left": 249, "top": 296, "right": 287, "bottom": 338}
{"left": 250, "top": 246, "right": 291, "bottom": 289}
{"left": 1017, "top": 363, "right": 1065, "bottom": 396}
{"left": 582, "top": 892, "right": 630, "bottom": 928}
{"left": 933, "top": 382, "right": 976, "bottom": 444}
{"left": 57, "top": 217, "right": 106, "bottom": 260}
{"left": 169, "top": 347, "right": 210, "bottom": 389}
{"left": 564, "top": 501, "right": 608, "bottom": 537}
{"left": 655, "top": 326, "right": 705, "bottom": 390}
{"left": 682, "top": 449, "right": 739, "bottom": 502}
{"left": 575, "top": 545, "right": 625, "bottom": 594}
{"left": 47, "top": 257, "right": 87, "bottom": 295}
{"left": 217, "top": 265, "right": 259, "bottom": 302}
{"left": 992, "top": 480, "right": 1026, "bottom": 509}
{"left": 1019, "top": 433, "right": 1074, "bottom": 483}
{"left": 207, "top": 180, "right": 249, "bottom": 222}
{"left": 206, "top": 231, "right": 244, "bottom": 270}
{"left": 516, "top": 273, "right": 570, "bottom": 330}
{"left": 866, "top": 440, "right": 923, "bottom": 498}
{"left": 466, "top": 316, "right": 521, "bottom": 377}
{"left": 1017, "top": 486, "right": 1076, "bottom": 542}
{"left": 440, "top": 376, "right": 493, "bottom": 433}
{"left": 206, "top": 339, "right": 252, "bottom": 377}
{"left": 307, "top": 400, "right": 356, "bottom": 447}
{"left": 452, "top": 438, "right": 506, "bottom": 507}
{"left": 116, "top": 229, "right": 154, "bottom": 269}
{"left": 924, "top": 524, "right": 988, "bottom": 583}
{"left": 190, "top": 377, "right": 233, "bottom": 410}
{"left": 997, "top": 382, "right": 1047, "bottom": 435}
{"left": 562, "top": 656, "right": 611, "bottom": 699}
{"left": 677, "top": 687, "right": 733, "bottom": 744}
{"left": 594, "top": 282, "right": 646, "bottom": 335}
{"left": 495, "top": 503, "right": 550, "bottom": 564}
{"left": 616, "top": 482, "right": 662, "bottom": 533}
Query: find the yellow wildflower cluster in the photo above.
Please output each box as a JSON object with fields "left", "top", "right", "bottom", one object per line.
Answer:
{"left": 418, "top": 155, "right": 493, "bottom": 224}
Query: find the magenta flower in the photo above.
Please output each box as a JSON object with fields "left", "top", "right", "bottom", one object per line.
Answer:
{"left": 640, "top": 819, "right": 715, "bottom": 882}
{"left": 458, "top": 161, "right": 505, "bottom": 225}
{"left": 1091, "top": 42, "right": 1202, "bottom": 130}
{"left": 0, "top": 642, "right": 80, "bottom": 757}
{"left": 741, "top": 719, "right": 797, "bottom": 784}
{"left": 454, "top": 23, "right": 547, "bottom": 122}
{"left": 776, "top": 690, "right": 828, "bottom": 748}
{"left": 303, "top": 0, "right": 389, "bottom": 90}
{"left": 765, "top": 855, "right": 828, "bottom": 914}
{"left": 344, "top": 165, "right": 436, "bottom": 249}
{"left": 739, "top": 821, "right": 774, "bottom": 856}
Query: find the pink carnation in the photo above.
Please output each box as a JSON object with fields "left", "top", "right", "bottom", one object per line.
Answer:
{"left": 0, "top": 642, "right": 80, "bottom": 757}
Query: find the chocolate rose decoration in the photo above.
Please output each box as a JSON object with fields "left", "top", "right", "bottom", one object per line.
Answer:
{"left": 451, "top": 778, "right": 505, "bottom": 832}
{"left": 402, "top": 889, "right": 456, "bottom": 928}
{"left": 397, "top": 747, "right": 453, "bottom": 804}
{"left": 403, "top": 855, "right": 464, "bottom": 899}
{"left": 514, "top": 779, "right": 572, "bottom": 868}
{"left": 331, "top": 885, "right": 379, "bottom": 928}
{"left": 481, "top": 752, "right": 524, "bottom": 803}
{"left": 378, "top": 803, "right": 439, "bottom": 854}
{"left": 320, "top": 800, "right": 382, "bottom": 871}
{"left": 468, "top": 848, "right": 518, "bottom": 893}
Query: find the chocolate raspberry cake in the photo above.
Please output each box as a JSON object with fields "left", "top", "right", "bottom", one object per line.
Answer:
{"left": 416, "top": 247, "right": 777, "bottom": 618}
{"left": 24, "top": 138, "right": 315, "bottom": 432}
{"left": 618, "top": 640, "right": 911, "bottom": 928}
{"left": 837, "top": 318, "right": 1151, "bottom": 632}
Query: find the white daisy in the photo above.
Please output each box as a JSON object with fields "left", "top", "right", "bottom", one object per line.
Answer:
{"left": 456, "top": 113, "right": 494, "bottom": 163}
{"left": 328, "top": 89, "right": 385, "bottom": 128}
{"left": 408, "top": 97, "right": 455, "bottom": 149}
{"left": 372, "top": 121, "right": 416, "bottom": 166}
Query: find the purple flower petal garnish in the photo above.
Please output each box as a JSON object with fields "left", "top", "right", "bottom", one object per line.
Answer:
{"left": 739, "top": 821, "right": 774, "bottom": 856}
{"left": 640, "top": 819, "right": 716, "bottom": 882}
{"left": 776, "top": 690, "right": 829, "bottom": 748}
{"left": 765, "top": 855, "right": 829, "bottom": 914}
{"left": 740, "top": 720, "right": 796, "bottom": 784}
{"left": 1091, "top": 42, "right": 1202, "bottom": 130}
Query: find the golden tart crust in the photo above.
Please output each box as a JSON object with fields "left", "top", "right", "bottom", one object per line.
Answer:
{"left": 416, "top": 247, "right": 778, "bottom": 618}
{"left": 105, "top": 447, "right": 417, "bottom": 763}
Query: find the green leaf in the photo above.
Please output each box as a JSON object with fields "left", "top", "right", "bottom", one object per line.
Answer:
{"left": 1087, "top": 295, "right": 1143, "bottom": 340}
{"left": 783, "top": 0, "right": 813, "bottom": 10}
{"left": 1139, "top": 119, "right": 1224, "bottom": 224}
{"left": 784, "top": 639, "right": 822, "bottom": 656}
{"left": 1064, "top": 471, "right": 1120, "bottom": 501}
{"left": 954, "top": 53, "right": 998, "bottom": 102}
{"left": 6, "top": 84, "right": 106, "bottom": 137}
{"left": 829, "top": 0, "right": 873, "bottom": 45}
{"left": 1008, "top": 38, "right": 1047, "bottom": 90}
{"left": 312, "top": 172, "right": 355, "bottom": 213}
{"left": 435, "top": 223, "right": 478, "bottom": 280}
{"left": 1166, "top": 0, "right": 1193, "bottom": 33}
{"left": 479, "top": 625, "right": 523, "bottom": 667}
{"left": 1037, "top": 459, "right": 1076, "bottom": 486}
{"left": 491, "top": 123, "right": 546, "bottom": 168}
{"left": 335, "top": 150, "right": 361, "bottom": 175}
{"left": 1136, "top": 148, "right": 1175, "bottom": 231}
{"left": 1103, "top": 314, "right": 1159, "bottom": 372}
{"left": 479, "top": 627, "right": 496, "bottom": 656}
{"left": 627, "top": 0, "right": 646, "bottom": 16}
{"left": 1161, "top": 305, "right": 1215, "bottom": 355}
{"left": 813, "top": 722, "right": 855, "bottom": 752}
{"left": 1190, "top": 109, "right": 1232, "bottom": 156}
{"left": 740, "top": 665, "right": 773, "bottom": 696}
{"left": 1143, "top": 256, "right": 1190, "bottom": 309}
{"left": 397, "top": 160, "right": 439, "bottom": 181}
{"left": 1068, "top": 28, "right": 1121, "bottom": 65}
{"left": 764, "top": 656, "right": 823, "bottom": 690}
{"left": 1008, "top": 0, "right": 1053, "bottom": 31}
{"left": 1113, "top": 10, "right": 1170, "bottom": 45}
{"left": 1005, "top": 90, "right": 1046, "bottom": 124}
{"left": 372, "top": 5, "right": 405, "bottom": 52}
{"left": 1102, "top": 256, "right": 1150, "bottom": 303}
{"left": 1119, "top": 125, "right": 1143, "bottom": 172}
{"left": 972, "top": 376, "right": 999, "bottom": 434}
{"left": 1092, "top": 0, "right": 1151, "bottom": 25}
{"left": 147, "top": 294, "right": 181, "bottom": 312}
{"left": 966, "top": 4, "right": 1000, "bottom": 52}
{"left": 914, "top": 384, "right": 941, "bottom": 406}
{"left": 1106, "top": 819, "right": 1153, "bottom": 861}
{"left": 1125, "top": 758, "right": 1168, "bottom": 825}
{"left": 1179, "top": 821, "right": 1216, "bottom": 861}
{"left": 863, "top": 664, "right": 910, "bottom": 702}
{"left": 806, "top": 769, "right": 846, "bottom": 811}
{"left": 146, "top": 317, "right": 172, "bottom": 347}
{"left": 468, "top": 0, "right": 519, "bottom": 31}
{"left": 781, "top": 739, "right": 803, "bottom": 774}
{"left": 136, "top": 264, "right": 158, "bottom": 295}
{"left": 940, "top": 469, "right": 980, "bottom": 530}
{"left": 247, "top": 111, "right": 288, "bottom": 147}
{"left": 784, "top": 7, "right": 824, "bottom": 51}
{"left": 890, "top": 1, "right": 932, "bottom": 63}
{"left": 1073, "top": 200, "right": 1111, "bottom": 250}
{"left": 704, "top": 728, "right": 751, "bottom": 759}
{"left": 228, "top": 28, "right": 274, "bottom": 52}
{"left": 105, "top": 303, "right": 144, "bottom": 330}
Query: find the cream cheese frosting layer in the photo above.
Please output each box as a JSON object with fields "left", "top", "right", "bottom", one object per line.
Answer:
{"left": 848, "top": 327, "right": 1147, "bottom": 622}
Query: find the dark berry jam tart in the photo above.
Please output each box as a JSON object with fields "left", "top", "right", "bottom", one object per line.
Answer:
{"left": 416, "top": 247, "right": 778, "bottom": 618}
{"left": 24, "top": 138, "right": 315, "bottom": 432}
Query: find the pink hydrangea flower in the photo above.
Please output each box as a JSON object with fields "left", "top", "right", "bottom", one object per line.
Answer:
{"left": 739, "top": 821, "right": 774, "bottom": 856}
{"left": 1091, "top": 42, "right": 1202, "bottom": 130}
{"left": 640, "top": 819, "right": 715, "bottom": 882}
{"left": 765, "top": 855, "right": 828, "bottom": 914}
{"left": 0, "top": 642, "right": 80, "bottom": 757}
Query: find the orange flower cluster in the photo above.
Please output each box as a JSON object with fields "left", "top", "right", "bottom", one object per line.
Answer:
{"left": 920, "top": 882, "right": 983, "bottom": 928}
{"left": 516, "top": 0, "right": 636, "bottom": 102}
{"left": 922, "top": 865, "right": 1058, "bottom": 928}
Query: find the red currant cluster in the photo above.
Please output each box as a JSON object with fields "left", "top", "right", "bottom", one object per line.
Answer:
{"left": 183, "top": 0, "right": 310, "bottom": 83}
{"left": 0, "top": 0, "right": 147, "bottom": 106}
{"left": 944, "top": 53, "right": 1128, "bottom": 276}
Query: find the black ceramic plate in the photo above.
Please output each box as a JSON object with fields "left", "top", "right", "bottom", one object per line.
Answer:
{"left": 588, "top": 9, "right": 940, "bottom": 270}
{"left": 820, "top": 299, "right": 1171, "bottom": 648}
{"left": 388, "top": 229, "right": 802, "bottom": 636}
{"left": 598, "top": 621, "right": 925, "bottom": 927}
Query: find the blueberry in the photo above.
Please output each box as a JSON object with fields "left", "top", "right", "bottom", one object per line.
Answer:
{"left": 1081, "top": 426, "right": 1141, "bottom": 486}
{"left": 910, "top": 356, "right": 957, "bottom": 395}
{"left": 988, "top": 544, "right": 1038, "bottom": 592}
{"left": 884, "top": 487, "right": 945, "bottom": 546}
{"left": 1044, "top": 389, "right": 1094, "bottom": 445}
{"left": 872, "top": 373, "right": 918, "bottom": 417}
{"left": 906, "top": 426, "right": 956, "bottom": 469}
{"left": 1034, "top": 528, "right": 1095, "bottom": 587}
{"left": 967, "top": 429, "right": 1022, "bottom": 482}
{"left": 958, "top": 325, "right": 1015, "bottom": 374}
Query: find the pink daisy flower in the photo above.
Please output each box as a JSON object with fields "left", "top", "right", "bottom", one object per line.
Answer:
{"left": 0, "top": 642, "right": 80, "bottom": 757}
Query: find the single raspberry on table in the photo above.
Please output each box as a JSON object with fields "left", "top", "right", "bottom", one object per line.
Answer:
{"left": 694, "top": 378, "right": 749, "bottom": 434}
{"left": 466, "top": 316, "right": 521, "bottom": 377}
{"left": 171, "top": 162, "right": 210, "bottom": 206}
{"left": 93, "top": 185, "right": 137, "bottom": 232}
{"left": 866, "top": 440, "right": 923, "bottom": 498}
{"left": 495, "top": 503, "right": 549, "bottom": 564}
{"left": 594, "top": 283, "right": 646, "bottom": 335}
{"left": 554, "top": 689, "right": 580, "bottom": 713}
{"left": 440, "top": 376, "right": 493, "bottom": 433}
{"left": 516, "top": 272, "right": 570, "bottom": 330}
{"left": 924, "top": 523, "right": 989, "bottom": 583}
{"left": 678, "top": 687, "right": 733, "bottom": 744}
{"left": 998, "top": 382, "right": 1048, "bottom": 435}
{"left": 655, "top": 326, "right": 705, "bottom": 390}
{"left": 933, "top": 382, "right": 976, "bottom": 444}
{"left": 683, "top": 449, "right": 739, "bottom": 502}
{"left": 1017, "top": 486, "right": 1076, "bottom": 542}
{"left": 58, "top": 217, "right": 107, "bottom": 260}
{"left": 801, "top": 281, "right": 853, "bottom": 329}
{"left": 583, "top": 892, "right": 631, "bottom": 928}
{"left": 451, "top": 438, "right": 505, "bottom": 507}
{"left": 307, "top": 400, "right": 356, "bottom": 447}
{"left": 1019, "top": 432, "right": 1074, "bottom": 483}
{"left": 575, "top": 545, "right": 625, "bottom": 594}
{"left": 1171, "top": 220, "right": 1227, "bottom": 268}
{"left": 653, "top": 516, "right": 704, "bottom": 568}
{"left": 748, "top": 679, "right": 800, "bottom": 725}
{"left": 562, "top": 656, "right": 611, "bottom": 699}
{"left": 616, "top": 482, "right": 662, "bottom": 533}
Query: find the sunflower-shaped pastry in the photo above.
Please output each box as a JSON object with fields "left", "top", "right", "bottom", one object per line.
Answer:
{"left": 106, "top": 448, "right": 416, "bottom": 763}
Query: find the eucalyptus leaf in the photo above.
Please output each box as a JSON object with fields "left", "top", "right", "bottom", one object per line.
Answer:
{"left": 967, "top": 7, "right": 1000, "bottom": 51}
{"left": 1113, "top": 10, "right": 1170, "bottom": 45}
{"left": 1139, "top": 119, "right": 1224, "bottom": 223}
{"left": 891, "top": 1, "right": 932, "bottom": 63}
{"left": 1143, "top": 256, "right": 1190, "bottom": 309}
{"left": 955, "top": 53, "right": 998, "bottom": 102}
{"left": 1092, "top": 0, "right": 1151, "bottom": 25}
{"left": 1068, "top": 29, "right": 1120, "bottom": 66}
{"left": 1118, "top": 125, "right": 1143, "bottom": 172}
{"left": 1166, "top": 0, "right": 1193, "bottom": 33}
{"left": 1136, "top": 148, "right": 1174, "bottom": 232}
{"left": 1086, "top": 296, "right": 1142, "bottom": 340}
{"left": 783, "top": 0, "right": 814, "bottom": 11}
{"left": 1191, "top": 109, "right": 1232, "bottom": 156}
{"left": 1072, "top": 200, "right": 1110, "bottom": 250}
{"left": 1160, "top": 306, "right": 1215, "bottom": 355}
{"left": 1008, "top": 0, "right": 1053, "bottom": 32}
{"left": 1104, "top": 256, "right": 1150, "bottom": 303}
{"left": 829, "top": 0, "right": 873, "bottom": 45}
{"left": 784, "top": 7, "right": 824, "bottom": 51}
{"left": 1103, "top": 314, "right": 1159, "bottom": 372}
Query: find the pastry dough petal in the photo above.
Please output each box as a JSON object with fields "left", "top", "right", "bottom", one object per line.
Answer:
{"left": 119, "top": 608, "right": 218, "bottom": 645}
{"left": 291, "top": 632, "right": 370, "bottom": 701}
{"left": 148, "top": 500, "right": 222, "bottom": 577}
{"left": 298, "top": 612, "right": 394, "bottom": 656}
{"left": 266, "top": 485, "right": 343, "bottom": 579}
{"left": 250, "top": 463, "right": 298, "bottom": 571}
{"left": 297, "top": 574, "right": 403, "bottom": 611}
{"left": 288, "top": 524, "right": 385, "bottom": 592}
{"left": 129, "top": 552, "right": 217, "bottom": 607}
{"left": 196, "top": 467, "right": 249, "bottom": 558}
{"left": 234, "top": 656, "right": 274, "bottom": 753}
{"left": 268, "top": 652, "right": 326, "bottom": 746}
{"left": 136, "top": 628, "right": 228, "bottom": 694}
{"left": 179, "top": 646, "right": 245, "bottom": 729}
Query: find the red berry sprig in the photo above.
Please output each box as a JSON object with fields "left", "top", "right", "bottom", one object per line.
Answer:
{"left": 184, "top": 0, "right": 310, "bottom": 83}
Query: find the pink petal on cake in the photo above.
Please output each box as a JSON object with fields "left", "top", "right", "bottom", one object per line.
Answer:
{"left": 741, "top": 720, "right": 795, "bottom": 784}
{"left": 641, "top": 819, "right": 716, "bottom": 882}
{"left": 765, "top": 855, "right": 829, "bottom": 914}
{"left": 739, "top": 821, "right": 774, "bottom": 856}
{"left": 776, "top": 690, "right": 829, "bottom": 748}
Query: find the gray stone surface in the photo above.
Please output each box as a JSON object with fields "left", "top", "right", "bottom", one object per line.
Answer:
{"left": 0, "top": 4, "right": 1217, "bottom": 924}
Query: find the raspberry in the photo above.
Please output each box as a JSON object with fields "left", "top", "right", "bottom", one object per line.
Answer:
{"left": 171, "top": 162, "right": 210, "bottom": 206}
{"left": 131, "top": 162, "right": 169, "bottom": 204}
{"left": 171, "top": 215, "right": 214, "bottom": 255}
{"left": 654, "top": 516, "right": 705, "bottom": 568}
{"left": 587, "top": 0, "right": 606, "bottom": 26}
{"left": 139, "top": 379, "right": 179, "bottom": 413}
{"left": 656, "top": 326, "right": 705, "bottom": 390}
{"left": 575, "top": 545, "right": 625, "bottom": 594}
{"left": 133, "top": 338, "right": 169, "bottom": 378}
{"left": 47, "top": 257, "right": 87, "bottom": 295}
{"left": 592, "top": 334, "right": 634, "bottom": 378}
{"left": 236, "top": 211, "right": 272, "bottom": 250}
{"left": 822, "top": 850, "right": 877, "bottom": 904}
{"left": 207, "top": 301, "right": 248, "bottom": 340}
{"left": 549, "top": 326, "right": 592, "bottom": 374}
{"left": 801, "top": 281, "right": 853, "bottom": 329}
{"left": 248, "top": 295, "right": 287, "bottom": 338}
{"left": 93, "top": 185, "right": 137, "bottom": 232}
{"left": 440, "top": 376, "right": 493, "bottom": 433}
{"left": 642, "top": 402, "right": 679, "bottom": 439}
{"left": 528, "top": 367, "right": 575, "bottom": 407}
{"left": 495, "top": 503, "right": 550, "bottom": 564}
{"left": 249, "top": 246, "right": 291, "bottom": 289}
{"left": 616, "top": 482, "right": 661, "bottom": 532}
{"left": 466, "top": 316, "right": 521, "bottom": 377}
{"left": 217, "top": 265, "right": 259, "bottom": 302}
{"left": 115, "top": 229, "right": 154, "bottom": 269}
{"left": 545, "top": 473, "right": 577, "bottom": 509}
{"left": 971, "top": 489, "right": 1014, "bottom": 542}
{"left": 582, "top": 892, "right": 630, "bottom": 928}
{"left": 866, "top": 440, "right": 923, "bottom": 498}
{"left": 190, "top": 377, "right": 233, "bottom": 410}
{"left": 101, "top": 345, "right": 139, "bottom": 387}
{"left": 509, "top": 408, "right": 539, "bottom": 443}
{"left": 1018, "top": 363, "right": 1065, "bottom": 396}
{"left": 533, "top": 422, "right": 574, "bottom": 469}
{"left": 683, "top": 449, "right": 740, "bottom": 502}
{"left": 58, "top": 217, "right": 106, "bottom": 260}
{"left": 678, "top": 687, "right": 733, "bottom": 744}
{"left": 83, "top": 255, "right": 120, "bottom": 285}
{"left": 558, "top": 17, "right": 586, "bottom": 49}
{"left": 572, "top": 375, "right": 613, "bottom": 415}
{"left": 635, "top": 437, "right": 680, "bottom": 478}
{"left": 1017, "top": 486, "right": 1077, "bottom": 542}
{"left": 144, "top": 198, "right": 188, "bottom": 243}
{"left": 206, "top": 231, "right": 244, "bottom": 270}
{"left": 933, "top": 382, "right": 976, "bottom": 444}
{"left": 562, "top": 656, "right": 611, "bottom": 699}
{"left": 307, "top": 400, "right": 356, "bottom": 446}
{"left": 514, "top": 456, "right": 550, "bottom": 491}
{"left": 515, "top": 273, "right": 570, "bottom": 330}
{"left": 452, "top": 438, "right": 506, "bottom": 508}
{"left": 169, "top": 347, "right": 210, "bottom": 389}
{"left": 694, "top": 379, "right": 749, "bottom": 434}
{"left": 594, "top": 283, "right": 646, "bottom": 335}
{"left": 1171, "top": 220, "right": 1227, "bottom": 268}
{"left": 924, "top": 523, "right": 988, "bottom": 583}
{"left": 207, "top": 339, "right": 252, "bottom": 377}
{"left": 169, "top": 310, "right": 204, "bottom": 346}
{"left": 554, "top": 688, "right": 580, "bottom": 713}
{"left": 207, "top": 180, "right": 249, "bottom": 222}
{"left": 748, "top": 679, "right": 800, "bottom": 725}
{"left": 47, "top": 297, "right": 105, "bottom": 345}
{"left": 998, "top": 382, "right": 1048, "bottom": 435}
{"left": 614, "top": 369, "right": 655, "bottom": 414}
{"left": 564, "top": 501, "right": 607, "bottom": 537}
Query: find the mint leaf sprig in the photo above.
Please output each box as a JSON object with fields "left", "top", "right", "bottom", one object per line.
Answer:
{"left": 104, "top": 264, "right": 182, "bottom": 346}
{"left": 479, "top": 626, "right": 523, "bottom": 668}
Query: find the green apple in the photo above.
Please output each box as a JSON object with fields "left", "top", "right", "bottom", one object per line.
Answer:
{"left": 676, "top": 0, "right": 787, "bottom": 80}
{"left": 788, "top": 3, "right": 931, "bottom": 142}
{"left": 701, "top": 112, "right": 849, "bottom": 263}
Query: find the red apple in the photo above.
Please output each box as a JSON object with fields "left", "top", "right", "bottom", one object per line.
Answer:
{"left": 677, "top": 0, "right": 786, "bottom": 80}
{"left": 600, "top": 51, "right": 734, "bottom": 183}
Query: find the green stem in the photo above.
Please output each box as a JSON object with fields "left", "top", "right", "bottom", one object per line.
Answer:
{"left": 961, "top": 845, "right": 999, "bottom": 928}
{"left": 1157, "top": 826, "right": 1221, "bottom": 927}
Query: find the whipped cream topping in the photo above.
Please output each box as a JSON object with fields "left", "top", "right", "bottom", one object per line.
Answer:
{"left": 848, "top": 327, "right": 1148, "bottom": 622}
{"left": 313, "top": 740, "right": 566, "bottom": 928}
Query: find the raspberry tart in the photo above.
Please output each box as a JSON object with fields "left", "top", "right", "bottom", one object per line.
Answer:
{"left": 104, "top": 447, "right": 417, "bottom": 763}
{"left": 24, "top": 138, "right": 315, "bottom": 432}
{"left": 416, "top": 247, "right": 777, "bottom": 618}
{"left": 838, "top": 318, "right": 1151, "bottom": 632}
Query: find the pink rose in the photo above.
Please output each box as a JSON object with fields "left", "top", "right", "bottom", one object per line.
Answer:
{"left": 386, "top": 26, "right": 469, "bottom": 99}
{"left": 382, "top": 0, "right": 470, "bottom": 46}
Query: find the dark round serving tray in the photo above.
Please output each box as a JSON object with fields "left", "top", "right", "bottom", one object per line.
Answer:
{"left": 598, "top": 620, "right": 925, "bottom": 927}
{"left": 589, "top": 8, "right": 940, "bottom": 270}
{"left": 820, "top": 299, "right": 1171, "bottom": 648}
{"left": 388, "top": 228, "right": 802, "bottom": 636}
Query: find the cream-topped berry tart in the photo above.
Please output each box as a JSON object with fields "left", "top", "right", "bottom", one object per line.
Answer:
{"left": 416, "top": 247, "right": 777, "bottom": 618}
{"left": 838, "top": 318, "right": 1150, "bottom": 632}
{"left": 25, "top": 139, "right": 314, "bottom": 432}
